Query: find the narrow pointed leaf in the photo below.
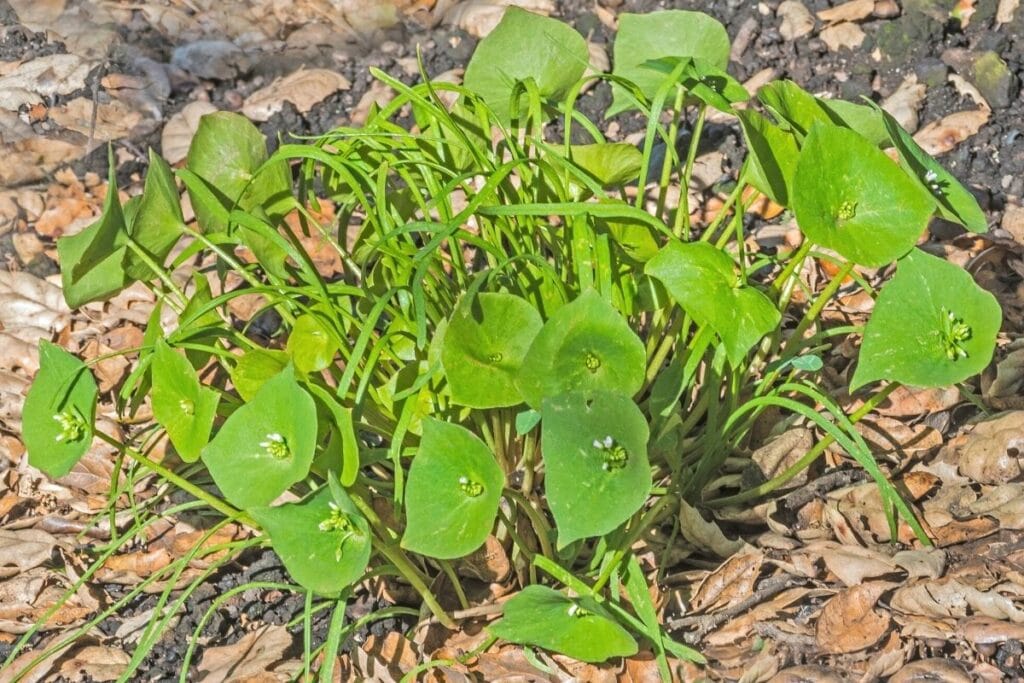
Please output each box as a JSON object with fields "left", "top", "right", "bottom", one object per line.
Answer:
{"left": 124, "top": 150, "right": 185, "bottom": 280}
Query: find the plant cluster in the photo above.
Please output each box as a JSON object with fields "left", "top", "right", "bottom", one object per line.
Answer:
{"left": 9, "top": 7, "right": 1000, "bottom": 679}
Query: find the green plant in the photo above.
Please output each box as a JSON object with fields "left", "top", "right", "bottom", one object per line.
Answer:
{"left": 8, "top": 6, "right": 1000, "bottom": 679}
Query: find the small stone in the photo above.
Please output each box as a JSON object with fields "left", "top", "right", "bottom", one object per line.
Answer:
{"left": 872, "top": 0, "right": 901, "bottom": 17}
{"left": 1002, "top": 203, "right": 1024, "bottom": 245}
{"left": 171, "top": 40, "right": 251, "bottom": 80}
{"left": 942, "top": 48, "right": 1019, "bottom": 109}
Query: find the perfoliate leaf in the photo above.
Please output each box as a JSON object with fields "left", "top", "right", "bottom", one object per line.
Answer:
{"left": 23, "top": 341, "right": 98, "bottom": 477}
{"left": 489, "top": 585, "right": 638, "bottom": 663}
{"left": 202, "top": 367, "right": 317, "bottom": 509}
{"left": 541, "top": 390, "right": 651, "bottom": 547}
{"left": 736, "top": 109, "right": 799, "bottom": 206}
{"left": 757, "top": 80, "right": 833, "bottom": 138}
{"left": 124, "top": 150, "right": 185, "bottom": 280}
{"left": 568, "top": 143, "right": 644, "bottom": 187}
{"left": 230, "top": 348, "right": 291, "bottom": 402}
{"left": 852, "top": 248, "right": 1001, "bottom": 390}
{"left": 401, "top": 419, "right": 505, "bottom": 559}
{"left": 150, "top": 339, "right": 219, "bottom": 462}
{"left": 286, "top": 313, "right": 340, "bottom": 375}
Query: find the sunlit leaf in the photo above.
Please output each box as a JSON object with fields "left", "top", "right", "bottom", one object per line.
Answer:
{"left": 151, "top": 339, "right": 219, "bottom": 462}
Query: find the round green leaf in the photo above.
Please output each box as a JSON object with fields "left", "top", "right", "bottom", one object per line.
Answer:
{"left": 150, "top": 340, "right": 219, "bottom": 463}
{"left": 568, "top": 143, "right": 644, "bottom": 187}
{"left": 286, "top": 314, "right": 340, "bottom": 374}
{"left": 646, "top": 241, "right": 780, "bottom": 367}
{"left": 757, "top": 80, "right": 833, "bottom": 138}
{"left": 124, "top": 150, "right": 185, "bottom": 281}
{"left": 515, "top": 290, "right": 645, "bottom": 409}
{"left": 489, "top": 585, "right": 638, "bottom": 663}
{"left": 230, "top": 348, "right": 291, "bottom": 402}
{"left": 852, "top": 248, "right": 1001, "bottom": 390}
{"left": 201, "top": 367, "right": 317, "bottom": 509}
{"left": 541, "top": 390, "right": 651, "bottom": 547}
{"left": 463, "top": 7, "right": 588, "bottom": 125}
{"left": 401, "top": 419, "right": 505, "bottom": 559}
{"left": 609, "top": 10, "right": 730, "bottom": 116}
{"left": 441, "top": 292, "right": 543, "bottom": 409}
{"left": 792, "top": 123, "right": 936, "bottom": 267}
{"left": 23, "top": 341, "right": 98, "bottom": 478}
{"left": 250, "top": 485, "right": 370, "bottom": 596}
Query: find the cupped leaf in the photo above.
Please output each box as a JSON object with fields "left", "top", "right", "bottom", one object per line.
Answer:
{"left": 541, "top": 390, "right": 651, "bottom": 547}
{"left": 463, "top": 7, "right": 588, "bottom": 125}
{"left": 646, "top": 241, "right": 780, "bottom": 367}
{"left": 569, "top": 143, "right": 644, "bottom": 187}
{"left": 757, "top": 80, "right": 832, "bottom": 137}
{"left": 251, "top": 484, "right": 371, "bottom": 596}
{"left": 201, "top": 367, "right": 317, "bottom": 509}
{"left": 852, "top": 248, "right": 1001, "bottom": 390}
{"left": 124, "top": 150, "right": 185, "bottom": 280}
{"left": 57, "top": 152, "right": 130, "bottom": 308}
{"left": 230, "top": 348, "right": 291, "bottom": 402}
{"left": 401, "top": 419, "right": 505, "bottom": 559}
{"left": 286, "top": 313, "right": 340, "bottom": 375}
{"left": 150, "top": 339, "right": 219, "bottom": 462}
{"left": 515, "top": 290, "right": 646, "bottom": 408}
{"left": 489, "top": 585, "right": 638, "bottom": 663}
{"left": 609, "top": 10, "right": 730, "bottom": 116}
{"left": 441, "top": 292, "right": 543, "bottom": 409}
{"left": 23, "top": 341, "right": 98, "bottom": 478}
{"left": 792, "top": 123, "right": 935, "bottom": 267}
{"left": 873, "top": 103, "right": 987, "bottom": 233}
{"left": 184, "top": 112, "right": 292, "bottom": 233}
{"left": 642, "top": 56, "right": 749, "bottom": 113}
{"left": 736, "top": 109, "right": 799, "bottom": 206}
{"left": 820, "top": 98, "right": 889, "bottom": 148}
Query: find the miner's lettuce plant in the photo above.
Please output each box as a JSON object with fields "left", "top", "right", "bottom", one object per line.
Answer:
{"left": 9, "top": 6, "right": 1001, "bottom": 679}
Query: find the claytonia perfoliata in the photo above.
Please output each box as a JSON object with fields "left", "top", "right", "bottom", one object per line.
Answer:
{"left": 593, "top": 435, "right": 629, "bottom": 471}
{"left": 458, "top": 475, "right": 484, "bottom": 497}
{"left": 53, "top": 409, "right": 87, "bottom": 443}
{"left": 567, "top": 602, "right": 591, "bottom": 618}
{"left": 940, "top": 307, "right": 972, "bottom": 361}
{"left": 259, "top": 432, "right": 290, "bottom": 460}
{"left": 318, "top": 501, "right": 358, "bottom": 562}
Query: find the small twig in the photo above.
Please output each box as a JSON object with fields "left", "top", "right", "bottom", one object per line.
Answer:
{"left": 753, "top": 621, "right": 817, "bottom": 650}
{"left": 779, "top": 467, "right": 871, "bottom": 512}
{"left": 416, "top": 601, "right": 505, "bottom": 631}
{"left": 669, "top": 574, "right": 803, "bottom": 643}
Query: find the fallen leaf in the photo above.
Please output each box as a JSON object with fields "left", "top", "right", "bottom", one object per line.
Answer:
{"left": 777, "top": 0, "right": 815, "bottom": 40}
{"left": 353, "top": 631, "right": 420, "bottom": 681}
{"left": 882, "top": 75, "right": 927, "bottom": 133}
{"left": 950, "top": 411, "right": 1024, "bottom": 484}
{"left": 892, "top": 548, "right": 947, "bottom": 579}
{"left": 891, "top": 578, "right": 1024, "bottom": 622}
{"left": 0, "top": 271, "right": 71, "bottom": 349}
{"left": 817, "top": 0, "right": 875, "bottom": 23}
{"left": 457, "top": 535, "right": 510, "bottom": 582}
{"left": 691, "top": 551, "right": 764, "bottom": 613}
{"left": 679, "top": 498, "right": 749, "bottom": 557}
{"left": 815, "top": 582, "right": 894, "bottom": 653}
{"left": 196, "top": 624, "right": 293, "bottom": 683}
{"left": 957, "top": 615, "right": 1024, "bottom": 647}
{"left": 750, "top": 428, "right": 813, "bottom": 485}
{"left": 874, "top": 385, "right": 960, "bottom": 417}
{"left": 998, "top": 202, "right": 1024, "bottom": 246}
{"left": 0, "top": 530, "right": 58, "bottom": 578}
{"left": 57, "top": 645, "right": 130, "bottom": 682}
{"left": 913, "top": 109, "right": 990, "bottom": 156}
{"left": 0, "top": 54, "right": 91, "bottom": 110}
{"left": 819, "top": 21, "right": 866, "bottom": 51}
{"left": 48, "top": 97, "right": 145, "bottom": 141}
{"left": 997, "top": 0, "right": 1020, "bottom": 24}
{"left": 242, "top": 69, "right": 351, "bottom": 122}
{"left": 801, "top": 541, "right": 898, "bottom": 586}
{"left": 443, "top": 0, "right": 556, "bottom": 38}
{"left": 162, "top": 101, "right": 219, "bottom": 165}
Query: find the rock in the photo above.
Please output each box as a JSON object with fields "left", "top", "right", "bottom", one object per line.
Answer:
{"left": 778, "top": 0, "right": 816, "bottom": 40}
{"left": 913, "top": 57, "right": 949, "bottom": 89}
{"left": 875, "top": 11, "right": 943, "bottom": 61}
{"left": 171, "top": 40, "right": 250, "bottom": 80}
{"left": 873, "top": 0, "right": 901, "bottom": 17}
{"left": 941, "top": 48, "right": 1019, "bottom": 109}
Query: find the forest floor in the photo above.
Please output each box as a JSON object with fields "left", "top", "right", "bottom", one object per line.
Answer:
{"left": 2, "top": 0, "right": 1024, "bottom": 680}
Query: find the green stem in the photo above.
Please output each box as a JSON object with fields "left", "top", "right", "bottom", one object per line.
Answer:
{"left": 591, "top": 495, "right": 678, "bottom": 594}
{"left": 504, "top": 488, "right": 555, "bottom": 560}
{"left": 675, "top": 104, "right": 707, "bottom": 240}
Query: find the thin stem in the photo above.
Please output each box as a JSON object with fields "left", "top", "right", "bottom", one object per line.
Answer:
{"left": 675, "top": 104, "right": 707, "bottom": 240}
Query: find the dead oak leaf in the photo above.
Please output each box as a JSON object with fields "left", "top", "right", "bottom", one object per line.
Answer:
{"left": 197, "top": 624, "right": 293, "bottom": 683}
{"left": 815, "top": 581, "right": 895, "bottom": 654}
{"left": 242, "top": 69, "right": 351, "bottom": 122}
{"left": 913, "top": 109, "right": 990, "bottom": 156}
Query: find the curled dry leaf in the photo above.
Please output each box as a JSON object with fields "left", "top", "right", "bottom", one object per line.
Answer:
{"left": 56, "top": 646, "right": 130, "bottom": 682}
{"left": 772, "top": 665, "right": 846, "bottom": 682}
{"left": 196, "top": 624, "right": 293, "bottom": 683}
{"left": 704, "top": 586, "right": 811, "bottom": 647}
{"left": 948, "top": 73, "right": 989, "bottom": 110}
{"left": 242, "top": 68, "right": 351, "bottom": 122}
{"left": 800, "top": 540, "right": 897, "bottom": 586}
{"left": 749, "top": 428, "right": 813, "bottom": 486}
{"left": 691, "top": 551, "right": 764, "bottom": 613}
{"left": 353, "top": 631, "right": 420, "bottom": 682}
{"left": 967, "top": 483, "right": 1024, "bottom": 528}
{"left": 957, "top": 615, "right": 1024, "bottom": 646}
{"left": 913, "top": 108, "right": 990, "bottom": 156}
{"left": 984, "top": 341, "right": 1024, "bottom": 406}
{"left": 815, "top": 581, "right": 895, "bottom": 654}
{"left": 444, "top": 0, "right": 555, "bottom": 38}
{"left": 891, "top": 578, "right": 1024, "bottom": 622}
{"left": 881, "top": 75, "right": 927, "bottom": 133}
{"left": 874, "top": 385, "right": 960, "bottom": 418}
{"left": 948, "top": 411, "right": 1024, "bottom": 484}
{"left": 0, "top": 529, "right": 58, "bottom": 578}
{"left": 819, "top": 21, "right": 866, "bottom": 51}
{"left": 48, "top": 97, "right": 145, "bottom": 141}
{"left": 855, "top": 415, "right": 942, "bottom": 455}
{"left": 679, "top": 498, "right": 749, "bottom": 558}
{"left": 892, "top": 548, "right": 947, "bottom": 579}
{"left": 777, "top": 0, "right": 815, "bottom": 41}
{"left": 162, "top": 101, "right": 219, "bottom": 165}
{"left": 0, "top": 271, "right": 71, "bottom": 355}
{"left": 817, "top": 0, "right": 875, "bottom": 23}
{"left": 0, "top": 54, "right": 91, "bottom": 110}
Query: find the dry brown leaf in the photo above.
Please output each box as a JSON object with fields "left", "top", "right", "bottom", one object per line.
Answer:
{"left": 679, "top": 498, "right": 749, "bottom": 557}
{"left": 350, "top": 80, "right": 396, "bottom": 127}
{"left": 874, "top": 385, "right": 960, "bottom": 417}
{"left": 0, "top": 530, "right": 58, "bottom": 578}
{"left": 772, "top": 665, "right": 845, "bottom": 682}
{"left": 48, "top": 98, "right": 145, "bottom": 141}
{"left": 242, "top": 69, "right": 351, "bottom": 122}
{"left": 456, "top": 535, "right": 510, "bottom": 582}
{"left": 819, "top": 21, "right": 866, "bottom": 51}
{"left": 967, "top": 483, "right": 1024, "bottom": 528}
{"left": 881, "top": 75, "right": 927, "bottom": 133}
{"left": 948, "top": 73, "right": 989, "bottom": 110}
{"left": 855, "top": 415, "right": 942, "bottom": 455}
{"left": 443, "top": 0, "right": 555, "bottom": 38}
{"left": 891, "top": 578, "right": 1024, "bottom": 622}
{"left": 162, "top": 101, "right": 219, "bottom": 165}
{"left": 777, "top": 0, "right": 815, "bottom": 40}
{"left": 950, "top": 411, "right": 1024, "bottom": 484}
{"left": 997, "top": 0, "right": 1020, "bottom": 23}
{"left": 0, "top": 271, "right": 71, "bottom": 351}
{"left": 56, "top": 645, "right": 130, "bottom": 682}
{"left": 817, "top": 0, "right": 875, "bottom": 23}
{"left": 802, "top": 541, "right": 898, "bottom": 586}
{"left": 705, "top": 586, "right": 812, "bottom": 647}
{"left": 815, "top": 581, "right": 894, "bottom": 653}
{"left": 890, "top": 658, "right": 973, "bottom": 683}
{"left": 892, "top": 548, "right": 947, "bottom": 579}
{"left": 197, "top": 624, "right": 293, "bottom": 683}
{"left": 750, "top": 428, "right": 813, "bottom": 485}
{"left": 353, "top": 631, "right": 420, "bottom": 681}
{"left": 957, "top": 615, "right": 1024, "bottom": 647}
{"left": 984, "top": 340, "right": 1024, "bottom": 405}
{"left": 0, "top": 54, "right": 91, "bottom": 110}
{"left": 691, "top": 552, "right": 764, "bottom": 613}
{"left": 913, "top": 109, "right": 990, "bottom": 156}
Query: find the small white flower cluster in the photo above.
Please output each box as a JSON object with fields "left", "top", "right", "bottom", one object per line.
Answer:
{"left": 458, "top": 475, "right": 484, "bottom": 497}
{"left": 259, "top": 432, "right": 290, "bottom": 460}
{"left": 593, "top": 435, "right": 628, "bottom": 471}
{"left": 924, "top": 169, "right": 942, "bottom": 196}
{"left": 52, "top": 410, "right": 86, "bottom": 443}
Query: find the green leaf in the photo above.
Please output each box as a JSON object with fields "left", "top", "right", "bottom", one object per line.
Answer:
{"left": 646, "top": 241, "right": 780, "bottom": 367}
{"left": 184, "top": 112, "right": 292, "bottom": 233}
{"left": 757, "top": 80, "right": 833, "bottom": 137}
{"left": 230, "top": 348, "right": 291, "bottom": 402}
{"left": 641, "top": 56, "right": 749, "bottom": 113}
{"left": 515, "top": 290, "right": 646, "bottom": 409}
{"left": 463, "top": 7, "right": 588, "bottom": 125}
{"left": 489, "top": 585, "right": 638, "bottom": 663}
{"left": 57, "top": 153, "right": 130, "bottom": 308}
{"left": 201, "top": 367, "right": 317, "bottom": 509}
{"left": 736, "top": 109, "right": 799, "bottom": 206}
{"left": 401, "top": 419, "right": 505, "bottom": 559}
{"left": 852, "top": 248, "right": 1001, "bottom": 390}
{"left": 609, "top": 10, "right": 730, "bottom": 116}
{"left": 124, "top": 150, "right": 185, "bottom": 280}
{"left": 599, "top": 213, "right": 660, "bottom": 263}
{"left": 286, "top": 314, "right": 340, "bottom": 375}
{"left": 150, "top": 339, "right": 219, "bottom": 462}
{"left": 792, "top": 123, "right": 935, "bottom": 267}
{"left": 873, "top": 103, "right": 987, "bottom": 233}
{"left": 541, "top": 390, "right": 651, "bottom": 546}
{"left": 441, "top": 292, "right": 543, "bottom": 409}
{"left": 251, "top": 485, "right": 370, "bottom": 596}
{"left": 23, "top": 341, "right": 98, "bottom": 478}
{"left": 820, "top": 98, "right": 890, "bottom": 148}
{"left": 569, "top": 143, "right": 644, "bottom": 186}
